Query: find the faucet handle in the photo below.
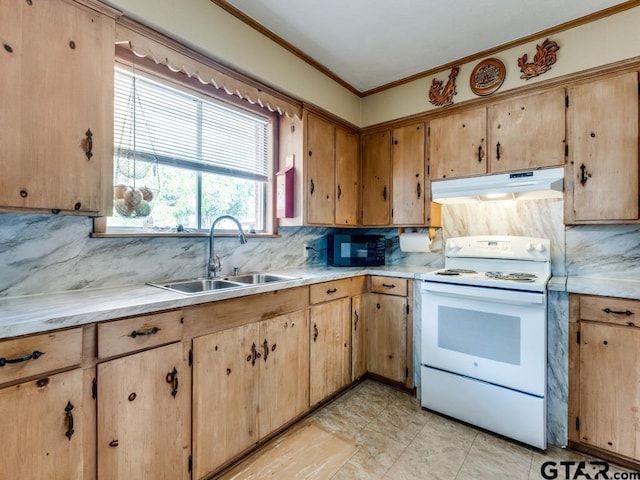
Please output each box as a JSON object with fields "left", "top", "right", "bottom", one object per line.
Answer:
{"left": 232, "top": 266, "right": 240, "bottom": 276}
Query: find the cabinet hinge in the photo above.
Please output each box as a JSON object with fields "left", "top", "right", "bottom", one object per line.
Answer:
{"left": 576, "top": 330, "right": 581, "bottom": 344}
{"left": 576, "top": 417, "right": 580, "bottom": 431}
{"left": 565, "top": 95, "right": 569, "bottom": 108}
{"left": 427, "top": 126, "right": 431, "bottom": 136}
{"left": 405, "top": 304, "right": 410, "bottom": 315}
{"left": 565, "top": 144, "right": 569, "bottom": 157}
{"left": 188, "top": 455, "right": 192, "bottom": 472}
{"left": 92, "top": 377, "right": 97, "bottom": 399}
{"left": 405, "top": 367, "right": 409, "bottom": 378}
{"left": 427, "top": 164, "right": 430, "bottom": 175}
{"left": 391, "top": 208, "right": 394, "bottom": 218}
{"left": 188, "top": 349, "right": 193, "bottom": 367}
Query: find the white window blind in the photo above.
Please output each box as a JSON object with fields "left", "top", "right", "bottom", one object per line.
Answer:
{"left": 114, "top": 67, "right": 269, "bottom": 182}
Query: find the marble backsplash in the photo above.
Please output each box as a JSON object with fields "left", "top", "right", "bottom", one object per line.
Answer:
{"left": 0, "top": 214, "right": 443, "bottom": 297}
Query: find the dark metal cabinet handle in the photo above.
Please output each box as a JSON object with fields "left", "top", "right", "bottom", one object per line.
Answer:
{"left": 65, "top": 401, "right": 75, "bottom": 440}
{"left": 495, "top": 142, "right": 501, "bottom": 160}
{"left": 477, "top": 145, "right": 483, "bottom": 163}
{"left": 580, "top": 164, "right": 589, "bottom": 185}
{"left": 129, "top": 326, "right": 160, "bottom": 338}
{"left": 85, "top": 129, "right": 93, "bottom": 160}
{"left": 250, "top": 342, "right": 261, "bottom": 365}
{"left": 326, "top": 288, "right": 337, "bottom": 294}
{"left": 166, "top": 367, "right": 179, "bottom": 398}
{"left": 383, "top": 186, "right": 388, "bottom": 201}
{"left": 416, "top": 182, "right": 421, "bottom": 199}
{"left": 313, "top": 324, "right": 319, "bottom": 342}
{"left": 382, "top": 283, "right": 396, "bottom": 289}
{"left": 602, "top": 308, "right": 634, "bottom": 316}
{"left": 354, "top": 310, "right": 359, "bottom": 331}
{"left": 263, "top": 339, "right": 269, "bottom": 362}
{"left": 337, "top": 184, "right": 342, "bottom": 199}
{"left": 0, "top": 350, "right": 44, "bottom": 367}
{"left": 310, "top": 178, "right": 315, "bottom": 195}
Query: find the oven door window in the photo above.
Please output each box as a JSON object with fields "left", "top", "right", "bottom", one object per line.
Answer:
{"left": 438, "top": 306, "right": 520, "bottom": 365}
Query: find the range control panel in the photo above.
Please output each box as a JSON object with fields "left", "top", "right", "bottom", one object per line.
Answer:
{"left": 445, "top": 236, "right": 551, "bottom": 262}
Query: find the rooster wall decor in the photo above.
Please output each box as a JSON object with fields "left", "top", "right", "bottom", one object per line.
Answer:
{"left": 517, "top": 38, "right": 560, "bottom": 80}
{"left": 428, "top": 66, "right": 460, "bottom": 107}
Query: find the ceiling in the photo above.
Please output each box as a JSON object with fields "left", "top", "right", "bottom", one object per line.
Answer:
{"left": 221, "top": 0, "right": 631, "bottom": 94}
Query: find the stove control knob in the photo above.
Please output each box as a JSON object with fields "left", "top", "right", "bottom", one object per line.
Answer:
{"left": 456, "top": 241, "right": 463, "bottom": 249}
{"left": 525, "top": 242, "right": 534, "bottom": 252}
{"left": 535, "top": 243, "right": 546, "bottom": 253}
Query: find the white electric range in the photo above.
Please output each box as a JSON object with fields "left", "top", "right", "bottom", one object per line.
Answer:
{"left": 420, "top": 235, "right": 550, "bottom": 449}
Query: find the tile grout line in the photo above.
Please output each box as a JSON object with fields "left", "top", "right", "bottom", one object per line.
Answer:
{"left": 452, "top": 429, "right": 480, "bottom": 480}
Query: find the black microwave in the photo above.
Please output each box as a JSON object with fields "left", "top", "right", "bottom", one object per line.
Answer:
{"left": 327, "top": 234, "right": 385, "bottom": 267}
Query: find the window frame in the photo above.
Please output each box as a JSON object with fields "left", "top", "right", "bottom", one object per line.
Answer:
{"left": 96, "top": 48, "right": 278, "bottom": 237}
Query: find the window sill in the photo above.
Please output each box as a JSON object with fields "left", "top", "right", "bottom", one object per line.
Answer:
{"left": 91, "top": 231, "right": 280, "bottom": 239}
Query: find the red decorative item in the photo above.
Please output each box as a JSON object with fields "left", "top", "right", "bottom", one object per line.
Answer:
{"left": 518, "top": 38, "right": 560, "bottom": 80}
{"left": 428, "top": 66, "right": 460, "bottom": 107}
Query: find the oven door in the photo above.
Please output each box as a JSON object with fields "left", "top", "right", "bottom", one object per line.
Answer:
{"left": 421, "top": 281, "right": 546, "bottom": 396}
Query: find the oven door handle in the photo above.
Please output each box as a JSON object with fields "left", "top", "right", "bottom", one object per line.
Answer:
{"left": 422, "top": 282, "right": 545, "bottom": 306}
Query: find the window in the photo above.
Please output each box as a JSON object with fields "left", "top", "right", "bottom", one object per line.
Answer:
{"left": 109, "top": 64, "right": 274, "bottom": 234}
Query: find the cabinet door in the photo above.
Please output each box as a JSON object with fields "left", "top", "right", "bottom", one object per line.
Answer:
{"left": 361, "top": 131, "right": 391, "bottom": 225}
{"left": 258, "top": 309, "right": 309, "bottom": 437}
{"left": 488, "top": 89, "right": 565, "bottom": 173}
{"left": 351, "top": 294, "right": 367, "bottom": 381}
{"left": 429, "top": 107, "right": 487, "bottom": 179}
{"left": 335, "top": 127, "right": 359, "bottom": 225}
{"left": 309, "top": 298, "right": 351, "bottom": 405}
{"left": 392, "top": 123, "right": 426, "bottom": 225}
{"left": 192, "top": 324, "right": 259, "bottom": 478}
{"left": 579, "top": 322, "right": 640, "bottom": 459}
{"left": 0, "top": 369, "right": 84, "bottom": 479}
{"left": 306, "top": 113, "right": 335, "bottom": 225}
{"left": 566, "top": 72, "right": 639, "bottom": 222}
{"left": 366, "top": 294, "right": 407, "bottom": 383}
{"left": 0, "top": 0, "right": 114, "bottom": 214}
{"left": 97, "top": 342, "right": 187, "bottom": 480}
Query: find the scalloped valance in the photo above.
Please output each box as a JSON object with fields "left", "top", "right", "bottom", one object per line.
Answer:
{"left": 115, "top": 19, "right": 302, "bottom": 119}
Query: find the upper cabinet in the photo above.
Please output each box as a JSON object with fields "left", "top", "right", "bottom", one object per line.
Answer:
{"left": 361, "top": 131, "right": 391, "bottom": 226}
{"left": 0, "top": 0, "right": 115, "bottom": 215}
{"left": 392, "top": 123, "right": 427, "bottom": 225}
{"left": 305, "top": 111, "right": 360, "bottom": 226}
{"left": 565, "top": 72, "right": 639, "bottom": 224}
{"left": 429, "top": 89, "right": 565, "bottom": 179}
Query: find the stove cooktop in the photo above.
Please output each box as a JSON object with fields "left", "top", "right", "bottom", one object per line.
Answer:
{"left": 422, "top": 268, "right": 550, "bottom": 292}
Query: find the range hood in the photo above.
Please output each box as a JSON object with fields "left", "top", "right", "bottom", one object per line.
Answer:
{"left": 431, "top": 167, "right": 564, "bottom": 204}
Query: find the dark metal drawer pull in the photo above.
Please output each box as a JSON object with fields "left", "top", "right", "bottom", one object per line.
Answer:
{"left": 326, "top": 288, "right": 337, "bottom": 294}
{"left": 602, "top": 308, "right": 634, "bottom": 316}
{"left": 0, "top": 350, "right": 44, "bottom": 367}
{"left": 65, "top": 401, "right": 75, "bottom": 440}
{"left": 382, "top": 283, "right": 396, "bottom": 289}
{"left": 129, "top": 326, "right": 160, "bottom": 338}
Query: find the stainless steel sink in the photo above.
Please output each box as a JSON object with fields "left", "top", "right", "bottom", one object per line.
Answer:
{"left": 151, "top": 278, "right": 243, "bottom": 295}
{"left": 149, "top": 273, "right": 299, "bottom": 295}
{"left": 224, "top": 273, "right": 298, "bottom": 285}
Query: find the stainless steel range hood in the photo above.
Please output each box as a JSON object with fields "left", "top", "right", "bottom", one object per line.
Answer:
{"left": 431, "top": 167, "right": 564, "bottom": 204}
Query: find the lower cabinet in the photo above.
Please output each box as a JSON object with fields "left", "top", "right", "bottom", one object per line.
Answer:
{"left": 570, "top": 294, "right": 640, "bottom": 467}
{"left": 0, "top": 368, "right": 85, "bottom": 479}
{"left": 309, "top": 297, "right": 352, "bottom": 405}
{"left": 97, "top": 342, "right": 189, "bottom": 480}
{"left": 192, "top": 309, "right": 309, "bottom": 479}
{"left": 351, "top": 294, "right": 367, "bottom": 381}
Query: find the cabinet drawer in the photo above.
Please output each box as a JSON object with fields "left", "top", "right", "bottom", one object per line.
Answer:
{"left": 370, "top": 276, "right": 408, "bottom": 296}
{"left": 98, "top": 310, "right": 183, "bottom": 359}
{"left": 0, "top": 328, "right": 82, "bottom": 385}
{"left": 310, "top": 277, "right": 366, "bottom": 304}
{"left": 579, "top": 295, "right": 640, "bottom": 327}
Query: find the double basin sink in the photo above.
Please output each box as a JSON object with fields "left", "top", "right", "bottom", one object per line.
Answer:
{"left": 150, "top": 273, "right": 299, "bottom": 295}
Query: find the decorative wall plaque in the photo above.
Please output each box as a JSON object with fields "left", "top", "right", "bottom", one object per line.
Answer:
{"left": 470, "top": 58, "right": 505, "bottom": 96}
{"left": 428, "top": 66, "right": 460, "bottom": 107}
{"left": 517, "top": 38, "right": 560, "bottom": 80}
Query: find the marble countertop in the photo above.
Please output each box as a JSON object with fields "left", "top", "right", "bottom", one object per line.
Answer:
{"left": 566, "top": 276, "right": 640, "bottom": 300}
{"left": 0, "top": 265, "right": 436, "bottom": 339}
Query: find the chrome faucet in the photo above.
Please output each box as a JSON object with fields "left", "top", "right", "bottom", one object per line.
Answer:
{"left": 208, "top": 215, "right": 247, "bottom": 277}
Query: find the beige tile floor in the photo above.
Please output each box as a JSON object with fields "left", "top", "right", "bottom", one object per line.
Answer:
{"left": 304, "top": 379, "right": 638, "bottom": 480}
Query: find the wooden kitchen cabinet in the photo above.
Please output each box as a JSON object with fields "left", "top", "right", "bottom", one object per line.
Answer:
{"left": 97, "top": 342, "right": 189, "bottom": 480}
{"left": 305, "top": 112, "right": 359, "bottom": 226}
{"left": 392, "top": 122, "right": 427, "bottom": 225}
{"left": 351, "top": 294, "right": 367, "bottom": 381}
{"left": 565, "top": 72, "right": 639, "bottom": 223}
{"left": 309, "top": 297, "right": 352, "bottom": 405}
{"left": 0, "top": 0, "right": 115, "bottom": 215}
{"left": 569, "top": 294, "right": 640, "bottom": 467}
{"left": 0, "top": 327, "right": 86, "bottom": 479}
{"left": 430, "top": 89, "right": 564, "bottom": 180}
{"left": 366, "top": 276, "right": 410, "bottom": 386}
{"left": 361, "top": 130, "right": 392, "bottom": 225}
{"left": 192, "top": 309, "right": 309, "bottom": 478}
